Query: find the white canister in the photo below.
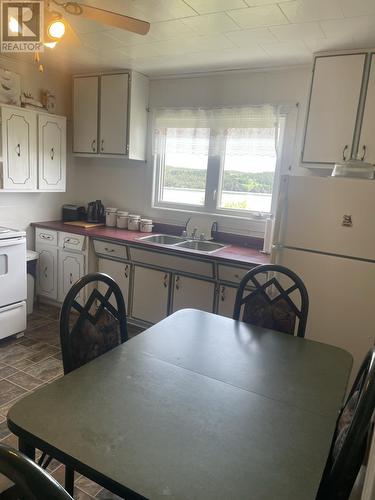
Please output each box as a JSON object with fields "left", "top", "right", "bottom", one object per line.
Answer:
{"left": 140, "top": 219, "right": 153, "bottom": 233}
{"left": 105, "top": 207, "right": 117, "bottom": 227}
{"left": 116, "top": 211, "right": 129, "bottom": 229}
{"left": 128, "top": 214, "right": 141, "bottom": 231}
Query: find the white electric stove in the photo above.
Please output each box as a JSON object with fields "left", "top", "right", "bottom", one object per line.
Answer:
{"left": 0, "top": 226, "right": 27, "bottom": 340}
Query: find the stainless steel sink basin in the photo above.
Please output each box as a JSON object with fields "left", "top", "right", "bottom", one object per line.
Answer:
{"left": 138, "top": 234, "right": 188, "bottom": 245}
{"left": 175, "top": 240, "right": 226, "bottom": 253}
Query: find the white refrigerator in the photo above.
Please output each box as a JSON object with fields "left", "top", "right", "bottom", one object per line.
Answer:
{"left": 272, "top": 175, "right": 375, "bottom": 380}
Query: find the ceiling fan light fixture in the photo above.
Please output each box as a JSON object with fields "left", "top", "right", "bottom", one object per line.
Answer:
{"left": 47, "top": 19, "right": 66, "bottom": 39}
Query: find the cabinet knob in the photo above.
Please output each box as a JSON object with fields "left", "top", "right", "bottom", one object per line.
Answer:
{"left": 163, "top": 274, "right": 168, "bottom": 288}
{"left": 91, "top": 139, "right": 96, "bottom": 152}
{"left": 360, "top": 144, "right": 367, "bottom": 161}
{"left": 104, "top": 247, "right": 115, "bottom": 253}
{"left": 43, "top": 266, "right": 48, "bottom": 278}
{"left": 175, "top": 275, "right": 180, "bottom": 291}
{"left": 124, "top": 264, "right": 129, "bottom": 278}
{"left": 16, "top": 144, "right": 21, "bottom": 157}
{"left": 101, "top": 139, "right": 104, "bottom": 152}
{"left": 50, "top": 147, "right": 55, "bottom": 160}
{"left": 69, "top": 272, "right": 73, "bottom": 285}
{"left": 342, "top": 144, "right": 349, "bottom": 161}
{"left": 221, "top": 286, "right": 225, "bottom": 301}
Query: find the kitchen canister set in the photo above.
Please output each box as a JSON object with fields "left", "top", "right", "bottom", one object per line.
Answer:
{"left": 105, "top": 207, "right": 153, "bottom": 233}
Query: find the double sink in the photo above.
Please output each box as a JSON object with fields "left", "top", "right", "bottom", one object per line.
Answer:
{"left": 138, "top": 234, "right": 227, "bottom": 254}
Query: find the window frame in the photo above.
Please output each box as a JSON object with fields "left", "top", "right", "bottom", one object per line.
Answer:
{"left": 152, "top": 109, "right": 292, "bottom": 220}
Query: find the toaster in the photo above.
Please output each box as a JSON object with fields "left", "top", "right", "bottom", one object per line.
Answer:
{"left": 62, "top": 204, "right": 86, "bottom": 222}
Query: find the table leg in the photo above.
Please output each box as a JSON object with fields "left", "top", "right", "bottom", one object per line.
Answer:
{"left": 18, "top": 438, "right": 35, "bottom": 461}
{"left": 65, "top": 466, "right": 74, "bottom": 496}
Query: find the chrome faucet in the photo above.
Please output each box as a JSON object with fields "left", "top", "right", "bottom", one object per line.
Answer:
{"left": 191, "top": 227, "right": 198, "bottom": 240}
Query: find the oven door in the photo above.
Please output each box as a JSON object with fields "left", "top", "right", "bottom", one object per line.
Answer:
{"left": 0, "top": 238, "right": 27, "bottom": 307}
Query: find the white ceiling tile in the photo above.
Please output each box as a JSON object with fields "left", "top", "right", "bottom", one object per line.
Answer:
{"left": 244, "top": 0, "right": 289, "bottom": 4}
{"left": 182, "top": 12, "right": 241, "bottom": 34}
{"left": 183, "top": 0, "right": 248, "bottom": 15}
{"left": 79, "top": 32, "right": 125, "bottom": 51}
{"left": 149, "top": 20, "right": 195, "bottom": 40}
{"left": 153, "top": 34, "right": 235, "bottom": 55}
{"left": 225, "top": 27, "right": 277, "bottom": 46}
{"left": 227, "top": 5, "right": 289, "bottom": 29}
{"left": 341, "top": 0, "right": 375, "bottom": 18}
{"left": 279, "top": 0, "right": 344, "bottom": 23}
{"left": 269, "top": 22, "right": 325, "bottom": 42}
{"left": 104, "top": 28, "right": 156, "bottom": 45}
{"left": 125, "top": 0, "right": 198, "bottom": 21}
{"left": 116, "top": 44, "right": 161, "bottom": 59}
{"left": 260, "top": 40, "right": 311, "bottom": 58}
{"left": 320, "top": 16, "right": 375, "bottom": 45}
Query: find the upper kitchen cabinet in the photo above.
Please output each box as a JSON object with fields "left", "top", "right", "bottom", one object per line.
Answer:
{"left": 73, "top": 71, "right": 149, "bottom": 161}
{"left": 0, "top": 105, "right": 67, "bottom": 192}
{"left": 302, "top": 53, "right": 367, "bottom": 166}
{"left": 38, "top": 113, "right": 66, "bottom": 191}
{"left": 73, "top": 76, "right": 99, "bottom": 154}
{"left": 358, "top": 54, "right": 375, "bottom": 164}
{"left": 1, "top": 106, "right": 37, "bottom": 190}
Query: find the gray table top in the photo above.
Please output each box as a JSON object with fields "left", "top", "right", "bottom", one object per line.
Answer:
{"left": 8, "top": 309, "right": 353, "bottom": 500}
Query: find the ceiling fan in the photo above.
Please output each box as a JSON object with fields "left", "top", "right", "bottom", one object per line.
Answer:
{"left": 44, "top": 0, "right": 150, "bottom": 48}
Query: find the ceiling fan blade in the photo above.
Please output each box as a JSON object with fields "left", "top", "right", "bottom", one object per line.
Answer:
{"left": 79, "top": 4, "right": 150, "bottom": 36}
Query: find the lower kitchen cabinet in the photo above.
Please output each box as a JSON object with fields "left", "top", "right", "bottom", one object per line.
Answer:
{"left": 132, "top": 266, "right": 169, "bottom": 324}
{"left": 217, "top": 285, "right": 238, "bottom": 318}
{"left": 98, "top": 258, "right": 131, "bottom": 310}
{"left": 36, "top": 245, "right": 58, "bottom": 300}
{"left": 58, "top": 251, "right": 85, "bottom": 303}
{"left": 172, "top": 275, "right": 215, "bottom": 314}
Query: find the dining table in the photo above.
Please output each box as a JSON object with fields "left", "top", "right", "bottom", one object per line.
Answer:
{"left": 7, "top": 309, "right": 352, "bottom": 500}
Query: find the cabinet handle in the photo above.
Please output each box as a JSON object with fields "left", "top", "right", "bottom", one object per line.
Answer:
{"left": 41, "top": 234, "right": 53, "bottom": 240}
{"left": 16, "top": 144, "right": 21, "bottom": 157}
{"left": 342, "top": 144, "right": 349, "bottom": 161}
{"left": 104, "top": 247, "right": 115, "bottom": 253}
{"left": 175, "top": 275, "right": 180, "bottom": 291}
{"left": 69, "top": 272, "right": 73, "bottom": 285}
{"left": 360, "top": 145, "right": 367, "bottom": 161}
{"left": 50, "top": 147, "right": 54, "bottom": 160}
{"left": 44, "top": 266, "right": 48, "bottom": 278}
{"left": 124, "top": 264, "right": 129, "bottom": 278}
{"left": 91, "top": 139, "right": 96, "bottom": 152}
{"left": 101, "top": 139, "right": 104, "bottom": 152}
{"left": 163, "top": 273, "right": 168, "bottom": 288}
{"left": 221, "top": 286, "right": 225, "bottom": 301}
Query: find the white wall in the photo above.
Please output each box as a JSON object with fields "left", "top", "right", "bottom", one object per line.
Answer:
{"left": 0, "top": 55, "right": 74, "bottom": 245}
{"left": 72, "top": 65, "right": 312, "bottom": 236}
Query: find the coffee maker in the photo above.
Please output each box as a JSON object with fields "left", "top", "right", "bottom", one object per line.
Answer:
{"left": 87, "top": 200, "right": 105, "bottom": 223}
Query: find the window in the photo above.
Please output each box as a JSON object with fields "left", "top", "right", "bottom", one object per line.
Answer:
{"left": 153, "top": 106, "right": 287, "bottom": 216}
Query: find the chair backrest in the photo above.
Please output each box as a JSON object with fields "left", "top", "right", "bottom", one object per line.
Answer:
{"left": 317, "top": 348, "right": 375, "bottom": 500}
{"left": 0, "top": 444, "right": 73, "bottom": 500}
{"left": 233, "top": 264, "right": 309, "bottom": 338}
{"left": 60, "top": 272, "right": 128, "bottom": 374}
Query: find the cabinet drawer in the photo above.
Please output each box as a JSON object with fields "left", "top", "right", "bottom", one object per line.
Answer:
{"left": 35, "top": 228, "right": 58, "bottom": 246}
{"left": 58, "top": 232, "right": 86, "bottom": 251}
{"left": 0, "top": 302, "right": 26, "bottom": 340}
{"left": 93, "top": 239, "right": 128, "bottom": 260}
{"left": 129, "top": 247, "right": 213, "bottom": 278}
{"left": 217, "top": 264, "right": 253, "bottom": 284}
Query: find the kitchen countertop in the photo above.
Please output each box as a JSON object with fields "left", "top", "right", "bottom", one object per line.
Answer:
{"left": 32, "top": 221, "right": 270, "bottom": 267}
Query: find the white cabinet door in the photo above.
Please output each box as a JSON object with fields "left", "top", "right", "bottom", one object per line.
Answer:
{"left": 36, "top": 245, "right": 58, "bottom": 300}
{"left": 58, "top": 251, "right": 85, "bottom": 303}
{"left": 172, "top": 275, "right": 215, "bottom": 314}
{"left": 73, "top": 76, "right": 99, "bottom": 154}
{"left": 38, "top": 113, "right": 66, "bottom": 191}
{"left": 302, "top": 54, "right": 366, "bottom": 164}
{"left": 2, "top": 106, "right": 37, "bottom": 190}
{"left": 217, "top": 285, "right": 237, "bottom": 319}
{"left": 98, "top": 258, "right": 130, "bottom": 311}
{"left": 132, "top": 266, "right": 169, "bottom": 324}
{"left": 358, "top": 53, "right": 375, "bottom": 164}
{"left": 100, "top": 74, "right": 128, "bottom": 155}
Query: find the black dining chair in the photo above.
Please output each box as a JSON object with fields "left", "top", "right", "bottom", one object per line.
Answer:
{"left": 317, "top": 347, "right": 375, "bottom": 500}
{"left": 38, "top": 272, "right": 128, "bottom": 495}
{"left": 0, "top": 444, "right": 73, "bottom": 500}
{"left": 233, "top": 264, "right": 309, "bottom": 338}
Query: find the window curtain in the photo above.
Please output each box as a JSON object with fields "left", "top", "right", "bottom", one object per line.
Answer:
{"left": 152, "top": 105, "right": 289, "bottom": 157}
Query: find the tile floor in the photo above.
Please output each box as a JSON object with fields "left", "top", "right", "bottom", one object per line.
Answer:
{"left": 0, "top": 302, "right": 143, "bottom": 499}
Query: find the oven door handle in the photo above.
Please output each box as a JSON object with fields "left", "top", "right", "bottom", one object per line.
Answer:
{"left": 0, "top": 239, "right": 25, "bottom": 248}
